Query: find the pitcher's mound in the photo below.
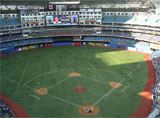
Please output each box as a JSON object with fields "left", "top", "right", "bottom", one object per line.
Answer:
{"left": 35, "top": 88, "right": 48, "bottom": 95}
{"left": 74, "top": 86, "right": 87, "bottom": 93}
{"left": 109, "top": 82, "right": 122, "bottom": 88}
{"left": 79, "top": 104, "right": 99, "bottom": 116}
{"left": 68, "top": 72, "right": 81, "bottom": 77}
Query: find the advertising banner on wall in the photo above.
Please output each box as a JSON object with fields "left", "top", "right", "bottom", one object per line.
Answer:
{"left": 74, "top": 42, "right": 80, "bottom": 46}
{"left": 17, "top": 45, "right": 38, "bottom": 52}
{"left": 85, "top": 19, "right": 96, "bottom": 22}
{"left": 89, "top": 42, "right": 103, "bottom": 47}
{"left": 27, "top": 21, "right": 39, "bottom": 24}
{"left": 150, "top": 43, "right": 160, "bottom": 49}
{"left": 46, "top": 43, "right": 52, "bottom": 47}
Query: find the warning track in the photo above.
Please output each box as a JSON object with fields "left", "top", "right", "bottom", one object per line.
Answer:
{"left": 130, "top": 54, "right": 156, "bottom": 117}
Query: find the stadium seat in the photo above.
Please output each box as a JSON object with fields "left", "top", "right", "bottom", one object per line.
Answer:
{"left": 7, "top": 18, "right": 20, "bottom": 26}
{"left": 0, "top": 18, "right": 7, "bottom": 26}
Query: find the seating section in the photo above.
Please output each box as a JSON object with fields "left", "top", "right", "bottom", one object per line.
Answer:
{"left": 103, "top": 16, "right": 133, "bottom": 23}
{"left": 84, "top": 36, "right": 136, "bottom": 43}
{"left": 0, "top": 34, "right": 23, "bottom": 42}
{"left": 0, "top": 18, "right": 20, "bottom": 27}
{"left": 32, "top": 31, "right": 93, "bottom": 37}
{"left": 102, "top": 16, "right": 160, "bottom": 26}
{"left": 148, "top": 51, "right": 160, "bottom": 118}
{"left": 102, "top": 31, "right": 132, "bottom": 37}
{"left": 83, "top": 36, "right": 136, "bottom": 49}
{"left": 0, "top": 36, "right": 53, "bottom": 49}
{"left": 8, "top": 18, "right": 20, "bottom": 26}
{"left": 84, "top": 36, "right": 107, "bottom": 41}
{"left": 147, "top": 108, "right": 160, "bottom": 118}
{"left": 0, "top": 99, "right": 16, "bottom": 118}
{"left": 152, "top": 55, "right": 160, "bottom": 84}
{"left": 18, "top": 38, "right": 52, "bottom": 45}
{"left": 100, "top": 31, "right": 160, "bottom": 44}
{"left": 0, "top": 18, "right": 7, "bottom": 26}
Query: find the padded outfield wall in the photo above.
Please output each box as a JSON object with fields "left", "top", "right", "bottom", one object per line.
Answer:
{"left": 0, "top": 40, "right": 153, "bottom": 57}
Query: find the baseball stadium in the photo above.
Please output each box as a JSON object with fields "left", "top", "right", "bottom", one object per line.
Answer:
{"left": 0, "top": 0, "right": 160, "bottom": 118}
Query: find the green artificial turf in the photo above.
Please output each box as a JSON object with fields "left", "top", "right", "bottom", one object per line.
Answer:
{"left": 0, "top": 46, "right": 148, "bottom": 117}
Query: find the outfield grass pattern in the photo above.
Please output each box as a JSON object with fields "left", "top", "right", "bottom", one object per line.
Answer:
{"left": 0, "top": 46, "right": 148, "bottom": 117}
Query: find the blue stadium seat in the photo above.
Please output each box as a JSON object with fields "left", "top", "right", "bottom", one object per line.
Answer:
{"left": 8, "top": 18, "right": 20, "bottom": 26}
{"left": 0, "top": 18, "right": 7, "bottom": 26}
{"left": 103, "top": 16, "right": 113, "bottom": 23}
{"left": 13, "top": 41, "right": 19, "bottom": 46}
{"left": 0, "top": 18, "right": 20, "bottom": 26}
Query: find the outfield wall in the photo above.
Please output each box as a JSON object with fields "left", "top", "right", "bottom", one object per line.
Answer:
{"left": 0, "top": 41, "right": 152, "bottom": 57}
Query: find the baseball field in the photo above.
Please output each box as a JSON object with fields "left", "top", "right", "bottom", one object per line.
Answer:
{"left": 0, "top": 46, "right": 153, "bottom": 117}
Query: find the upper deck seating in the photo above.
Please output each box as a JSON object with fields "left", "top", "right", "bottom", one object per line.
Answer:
{"left": 0, "top": 18, "right": 20, "bottom": 27}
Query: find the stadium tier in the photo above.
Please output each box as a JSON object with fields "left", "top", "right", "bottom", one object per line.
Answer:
{"left": 0, "top": 0, "right": 147, "bottom": 5}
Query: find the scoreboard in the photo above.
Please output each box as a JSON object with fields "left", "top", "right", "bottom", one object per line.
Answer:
{"left": 45, "top": 15, "right": 79, "bottom": 26}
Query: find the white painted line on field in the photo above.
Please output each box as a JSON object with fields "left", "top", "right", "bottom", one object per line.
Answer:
{"left": 93, "top": 78, "right": 125, "bottom": 106}
{"left": 11, "top": 55, "right": 31, "bottom": 97}
{"left": 92, "top": 59, "right": 146, "bottom": 106}
{"left": 127, "top": 60, "right": 145, "bottom": 77}
{"left": 23, "top": 72, "right": 49, "bottom": 86}
{"left": 25, "top": 85, "right": 36, "bottom": 90}
{"left": 29, "top": 94, "right": 40, "bottom": 100}
{"left": 121, "top": 84, "right": 130, "bottom": 93}
{"left": 25, "top": 85, "right": 80, "bottom": 107}
{"left": 1, "top": 76, "right": 20, "bottom": 85}
{"left": 23, "top": 69, "right": 69, "bottom": 86}
{"left": 48, "top": 77, "right": 71, "bottom": 89}
{"left": 18, "top": 54, "right": 31, "bottom": 83}
{"left": 46, "top": 94, "right": 80, "bottom": 107}
{"left": 79, "top": 67, "right": 125, "bottom": 78}
{"left": 24, "top": 67, "right": 124, "bottom": 87}
{"left": 50, "top": 59, "right": 53, "bottom": 73}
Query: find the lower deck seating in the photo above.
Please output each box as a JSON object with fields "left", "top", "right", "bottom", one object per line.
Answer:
{"left": 0, "top": 34, "right": 23, "bottom": 42}
{"left": 0, "top": 38, "right": 53, "bottom": 49}
{"left": 148, "top": 52, "right": 160, "bottom": 118}
{"left": 0, "top": 99, "right": 16, "bottom": 118}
